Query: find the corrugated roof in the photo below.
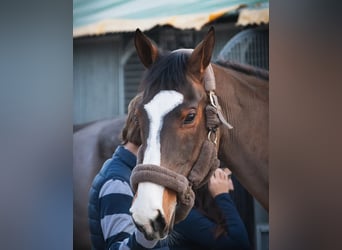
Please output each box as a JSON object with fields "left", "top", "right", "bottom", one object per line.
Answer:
{"left": 73, "top": 0, "right": 268, "bottom": 38}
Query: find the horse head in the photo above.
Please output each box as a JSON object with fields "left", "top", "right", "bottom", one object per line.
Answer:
{"left": 129, "top": 28, "right": 223, "bottom": 240}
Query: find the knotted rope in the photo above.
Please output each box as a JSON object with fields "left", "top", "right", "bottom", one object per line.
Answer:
{"left": 204, "top": 64, "right": 234, "bottom": 130}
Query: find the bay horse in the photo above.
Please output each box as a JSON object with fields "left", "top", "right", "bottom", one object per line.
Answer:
{"left": 73, "top": 117, "right": 126, "bottom": 250}
{"left": 129, "top": 27, "right": 268, "bottom": 240}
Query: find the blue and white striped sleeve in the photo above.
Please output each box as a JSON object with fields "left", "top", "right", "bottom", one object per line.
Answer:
{"left": 99, "top": 179, "right": 166, "bottom": 250}
{"left": 99, "top": 179, "right": 135, "bottom": 249}
{"left": 99, "top": 179, "right": 161, "bottom": 250}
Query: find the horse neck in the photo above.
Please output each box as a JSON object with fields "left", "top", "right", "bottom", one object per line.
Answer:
{"left": 212, "top": 63, "right": 269, "bottom": 210}
{"left": 213, "top": 63, "right": 268, "bottom": 160}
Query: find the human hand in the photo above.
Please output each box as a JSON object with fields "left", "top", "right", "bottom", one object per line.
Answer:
{"left": 208, "top": 168, "right": 232, "bottom": 198}
{"left": 222, "top": 167, "right": 234, "bottom": 191}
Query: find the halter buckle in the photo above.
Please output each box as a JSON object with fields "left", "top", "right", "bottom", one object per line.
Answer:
{"left": 208, "top": 130, "right": 218, "bottom": 145}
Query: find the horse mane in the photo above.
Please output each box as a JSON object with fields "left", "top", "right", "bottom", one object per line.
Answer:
{"left": 139, "top": 51, "right": 198, "bottom": 100}
{"left": 214, "top": 59, "right": 269, "bottom": 81}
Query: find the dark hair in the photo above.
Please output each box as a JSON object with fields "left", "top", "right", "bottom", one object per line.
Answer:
{"left": 139, "top": 51, "right": 200, "bottom": 102}
{"left": 120, "top": 92, "right": 142, "bottom": 146}
{"left": 194, "top": 183, "right": 227, "bottom": 238}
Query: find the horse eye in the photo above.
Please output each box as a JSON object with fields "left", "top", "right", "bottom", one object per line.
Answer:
{"left": 184, "top": 112, "right": 196, "bottom": 124}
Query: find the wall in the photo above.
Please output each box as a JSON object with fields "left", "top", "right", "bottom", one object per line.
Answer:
{"left": 73, "top": 36, "right": 123, "bottom": 124}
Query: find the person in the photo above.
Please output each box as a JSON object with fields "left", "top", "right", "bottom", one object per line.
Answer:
{"left": 167, "top": 166, "right": 250, "bottom": 250}
{"left": 88, "top": 93, "right": 165, "bottom": 250}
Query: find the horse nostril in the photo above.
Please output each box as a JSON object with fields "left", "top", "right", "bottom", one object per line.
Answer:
{"left": 136, "top": 223, "right": 145, "bottom": 233}
{"left": 150, "top": 209, "right": 167, "bottom": 234}
{"left": 133, "top": 220, "right": 145, "bottom": 233}
{"left": 133, "top": 221, "right": 155, "bottom": 240}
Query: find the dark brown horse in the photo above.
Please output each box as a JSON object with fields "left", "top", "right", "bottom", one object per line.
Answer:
{"left": 73, "top": 117, "right": 126, "bottom": 250}
{"left": 129, "top": 27, "right": 268, "bottom": 240}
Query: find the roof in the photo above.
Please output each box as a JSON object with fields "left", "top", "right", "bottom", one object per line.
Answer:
{"left": 73, "top": 0, "right": 269, "bottom": 38}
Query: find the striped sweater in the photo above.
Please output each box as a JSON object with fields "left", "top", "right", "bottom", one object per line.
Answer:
{"left": 88, "top": 145, "right": 247, "bottom": 250}
{"left": 88, "top": 145, "right": 162, "bottom": 250}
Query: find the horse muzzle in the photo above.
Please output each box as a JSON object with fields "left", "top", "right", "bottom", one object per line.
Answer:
{"left": 129, "top": 141, "right": 219, "bottom": 239}
{"left": 129, "top": 182, "right": 176, "bottom": 240}
{"left": 129, "top": 164, "right": 196, "bottom": 239}
{"left": 132, "top": 209, "right": 169, "bottom": 240}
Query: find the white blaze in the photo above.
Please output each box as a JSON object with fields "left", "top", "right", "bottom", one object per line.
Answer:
{"left": 130, "top": 90, "right": 183, "bottom": 237}
{"left": 143, "top": 90, "right": 184, "bottom": 165}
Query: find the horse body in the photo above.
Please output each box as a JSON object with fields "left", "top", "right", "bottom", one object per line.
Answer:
{"left": 130, "top": 28, "right": 269, "bottom": 240}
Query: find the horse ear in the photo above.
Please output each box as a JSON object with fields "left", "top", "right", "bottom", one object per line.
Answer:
{"left": 135, "top": 29, "right": 159, "bottom": 68}
{"left": 188, "top": 27, "right": 215, "bottom": 78}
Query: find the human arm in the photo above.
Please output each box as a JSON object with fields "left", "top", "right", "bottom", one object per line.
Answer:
{"left": 174, "top": 194, "right": 249, "bottom": 249}
{"left": 173, "top": 168, "right": 249, "bottom": 249}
